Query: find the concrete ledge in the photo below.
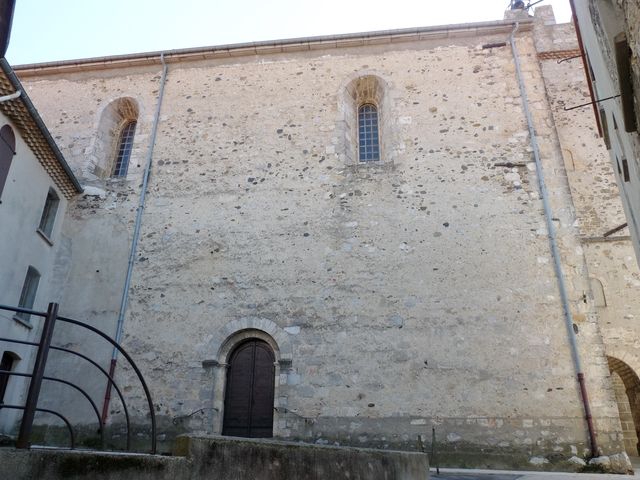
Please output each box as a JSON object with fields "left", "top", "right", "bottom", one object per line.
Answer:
{"left": 176, "top": 434, "right": 429, "bottom": 480}
{"left": 0, "top": 448, "right": 190, "bottom": 480}
{"left": 0, "top": 436, "right": 428, "bottom": 479}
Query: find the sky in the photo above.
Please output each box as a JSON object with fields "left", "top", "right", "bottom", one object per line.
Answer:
{"left": 6, "top": 0, "right": 572, "bottom": 65}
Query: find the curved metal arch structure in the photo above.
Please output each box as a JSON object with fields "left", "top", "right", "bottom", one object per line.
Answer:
{"left": 0, "top": 336, "right": 131, "bottom": 450}
{"left": 0, "top": 370, "right": 104, "bottom": 447}
{"left": 0, "top": 302, "right": 155, "bottom": 453}
{"left": 1, "top": 404, "right": 75, "bottom": 448}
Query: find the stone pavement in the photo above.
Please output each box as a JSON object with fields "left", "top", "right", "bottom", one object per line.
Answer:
{"left": 431, "top": 459, "right": 640, "bottom": 480}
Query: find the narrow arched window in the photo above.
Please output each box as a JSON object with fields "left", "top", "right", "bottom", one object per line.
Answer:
{"left": 0, "top": 124, "right": 15, "bottom": 199}
{"left": 358, "top": 104, "right": 380, "bottom": 162}
{"left": 15, "top": 266, "right": 40, "bottom": 324}
{"left": 112, "top": 120, "right": 137, "bottom": 178}
{"left": 38, "top": 188, "right": 60, "bottom": 240}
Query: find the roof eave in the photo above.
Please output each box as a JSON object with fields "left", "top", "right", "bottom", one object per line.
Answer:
{"left": 13, "top": 18, "right": 534, "bottom": 74}
{"left": 0, "top": 57, "right": 83, "bottom": 194}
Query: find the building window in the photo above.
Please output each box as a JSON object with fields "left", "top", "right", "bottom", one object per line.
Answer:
{"left": 622, "top": 158, "right": 631, "bottom": 182}
{"left": 112, "top": 120, "right": 137, "bottom": 178}
{"left": 38, "top": 188, "right": 60, "bottom": 240}
{"left": 599, "top": 109, "right": 611, "bottom": 149}
{"left": 614, "top": 33, "right": 637, "bottom": 133}
{"left": 586, "top": 53, "right": 596, "bottom": 82}
{"left": 15, "top": 266, "right": 40, "bottom": 324}
{"left": 0, "top": 124, "right": 15, "bottom": 200}
{"left": 92, "top": 97, "right": 138, "bottom": 179}
{"left": 338, "top": 74, "right": 394, "bottom": 165}
{"left": 0, "top": 351, "right": 18, "bottom": 405}
{"left": 358, "top": 104, "right": 380, "bottom": 162}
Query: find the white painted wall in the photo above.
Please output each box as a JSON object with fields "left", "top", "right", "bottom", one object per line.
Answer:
{"left": 572, "top": 0, "right": 640, "bottom": 265}
{"left": 0, "top": 111, "right": 69, "bottom": 433}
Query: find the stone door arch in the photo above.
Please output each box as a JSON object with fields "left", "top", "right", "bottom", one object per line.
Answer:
{"left": 205, "top": 318, "right": 293, "bottom": 435}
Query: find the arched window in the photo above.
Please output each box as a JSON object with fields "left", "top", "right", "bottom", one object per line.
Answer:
{"left": 14, "top": 266, "right": 40, "bottom": 324}
{"left": 89, "top": 97, "right": 138, "bottom": 179}
{"left": 358, "top": 104, "right": 380, "bottom": 162}
{"left": 112, "top": 120, "right": 137, "bottom": 178}
{"left": 337, "top": 74, "right": 396, "bottom": 165}
{"left": 0, "top": 124, "right": 15, "bottom": 199}
{"left": 37, "top": 188, "right": 60, "bottom": 241}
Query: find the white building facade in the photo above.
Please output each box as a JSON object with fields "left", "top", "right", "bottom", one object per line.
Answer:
{"left": 0, "top": 57, "right": 81, "bottom": 432}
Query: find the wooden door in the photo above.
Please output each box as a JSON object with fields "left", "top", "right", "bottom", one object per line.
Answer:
{"left": 222, "top": 340, "right": 275, "bottom": 437}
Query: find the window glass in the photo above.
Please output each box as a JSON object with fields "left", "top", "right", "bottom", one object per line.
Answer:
{"left": 38, "top": 189, "right": 60, "bottom": 239}
{"left": 358, "top": 104, "right": 380, "bottom": 162}
{"left": 622, "top": 158, "right": 630, "bottom": 182}
{"left": 112, "top": 120, "right": 137, "bottom": 177}
{"left": 16, "top": 266, "right": 40, "bottom": 323}
{"left": 600, "top": 109, "right": 611, "bottom": 149}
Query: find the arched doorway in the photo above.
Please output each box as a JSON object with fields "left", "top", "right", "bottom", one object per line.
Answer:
{"left": 222, "top": 339, "right": 275, "bottom": 438}
{"left": 608, "top": 356, "right": 640, "bottom": 456}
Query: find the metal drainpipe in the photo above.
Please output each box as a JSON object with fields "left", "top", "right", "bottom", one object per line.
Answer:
{"left": 509, "top": 23, "right": 599, "bottom": 457}
{"left": 100, "top": 53, "right": 168, "bottom": 424}
{"left": 0, "top": 89, "right": 20, "bottom": 102}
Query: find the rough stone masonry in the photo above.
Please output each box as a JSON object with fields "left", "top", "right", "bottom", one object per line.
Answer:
{"left": 8, "top": 6, "right": 640, "bottom": 472}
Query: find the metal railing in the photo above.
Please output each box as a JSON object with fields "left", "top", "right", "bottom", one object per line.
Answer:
{"left": 0, "top": 302, "right": 156, "bottom": 453}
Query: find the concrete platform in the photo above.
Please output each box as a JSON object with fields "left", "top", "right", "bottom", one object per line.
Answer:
{"left": 432, "top": 466, "right": 638, "bottom": 480}
{"left": 0, "top": 435, "right": 429, "bottom": 479}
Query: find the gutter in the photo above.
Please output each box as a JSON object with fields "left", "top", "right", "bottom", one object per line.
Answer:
{"left": 14, "top": 19, "right": 533, "bottom": 75}
{"left": 0, "top": 89, "right": 21, "bottom": 102}
{"left": 0, "top": 57, "right": 83, "bottom": 193}
{"left": 509, "top": 23, "right": 599, "bottom": 457}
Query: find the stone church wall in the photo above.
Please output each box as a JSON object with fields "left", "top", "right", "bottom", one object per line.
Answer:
{"left": 534, "top": 5, "right": 640, "bottom": 460}
{"left": 11, "top": 11, "right": 633, "bottom": 468}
